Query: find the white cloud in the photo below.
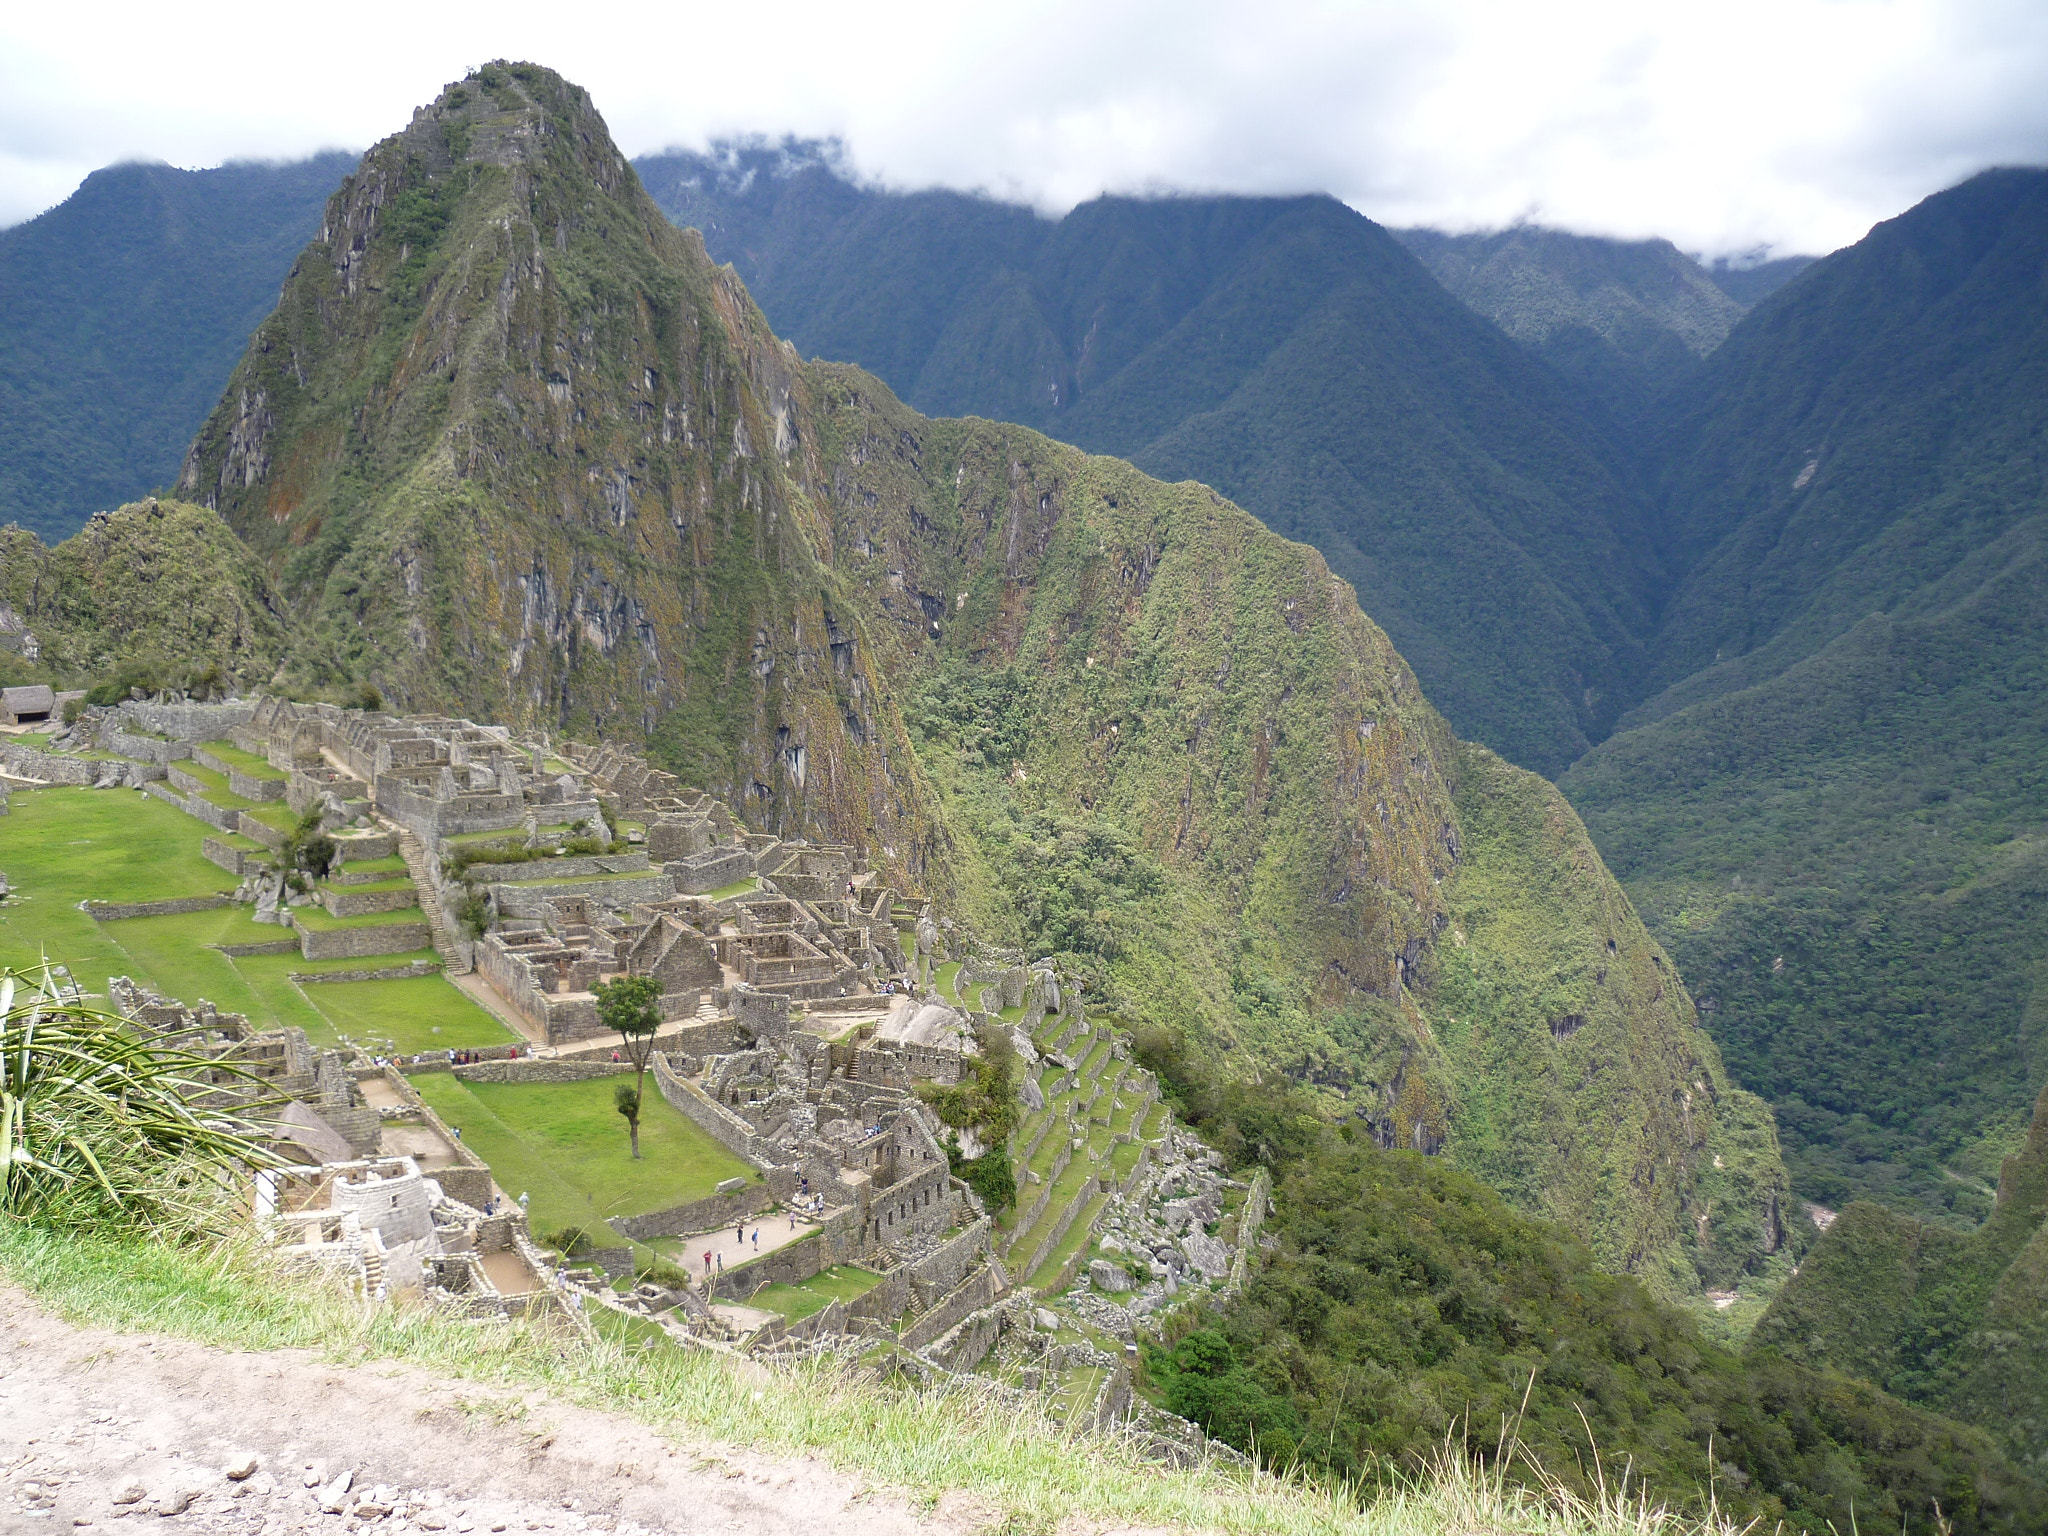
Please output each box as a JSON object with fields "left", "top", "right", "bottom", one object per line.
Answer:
{"left": 2, "top": 0, "right": 2045, "bottom": 254}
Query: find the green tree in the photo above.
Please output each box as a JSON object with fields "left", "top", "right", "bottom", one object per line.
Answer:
{"left": 613, "top": 1079, "right": 644, "bottom": 1162}
{"left": 595, "top": 974, "right": 663, "bottom": 1159}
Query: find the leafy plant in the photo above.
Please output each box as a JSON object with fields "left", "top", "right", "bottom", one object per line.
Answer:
{"left": 0, "top": 964, "right": 276, "bottom": 1234}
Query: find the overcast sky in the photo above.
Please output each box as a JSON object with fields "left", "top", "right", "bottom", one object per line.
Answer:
{"left": 4, "top": 0, "right": 2046, "bottom": 257}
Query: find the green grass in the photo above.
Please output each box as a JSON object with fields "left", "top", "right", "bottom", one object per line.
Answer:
{"left": 290, "top": 903, "right": 428, "bottom": 931}
{"left": 934, "top": 960, "right": 962, "bottom": 1003}
{"left": 442, "top": 824, "right": 573, "bottom": 847}
{"left": 320, "top": 876, "right": 416, "bottom": 896}
{"left": 334, "top": 854, "right": 407, "bottom": 876}
{"left": 239, "top": 801, "right": 299, "bottom": 833}
{"left": 1028, "top": 1191, "right": 1110, "bottom": 1290}
{"left": 0, "top": 788, "right": 239, "bottom": 988}
{"left": 8, "top": 732, "right": 57, "bottom": 750}
{"left": 410, "top": 1073, "right": 754, "bottom": 1243}
{"left": 703, "top": 876, "right": 757, "bottom": 900}
{"left": 748, "top": 1265, "right": 884, "bottom": 1322}
{"left": 295, "top": 974, "right": 512, "bottom": 1053}
{"left": 195, "top": 741, "right": 285, "bottom": 779}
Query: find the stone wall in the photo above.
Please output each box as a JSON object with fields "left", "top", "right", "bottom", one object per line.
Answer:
{"left": 117, "top": 699, "right": 258, "bottom": 741}
{"left": 202, "top": 836, "right": 269, "bottom": 877}
{"left": 85, "top": 895, "right": 230, "bottom": 922}
{"left": 650, "top": 1053, "right": 769, "bottom": 1165}
{"left": 236, "top": 811, "right": 287, "bottom": 850}
{"left": 845, "top": 1265, "right": 914, "bottom": 1327}
{"left": 899, "top": 1264, "right": 1003, "bottom": 1351}
{"left": 218, "top": 938, "right": 300, "bottom": 957}
{"left": 459, "top": 852, "right": 651, "bottom": 884}
{"left": 295, "top": 960, "right": 440, "bottom": 984}
{"left": 107, "top": 731, "right": 190, "bottom": 764}
{"left": 909, "top": 1216, "right": 994, "bottom": 1297}
{"left": 927, "top": 1305, "right": 1004, "bottom": 1371}
{"left": 320, "top": 884, "right": 419, "bottom": 918}
{"left": 453, "top": 1059, "right": 629, "bottom": 1085}
{"left": 610, "top": 1180, "right": 774, "bottom": 1243}
{"left": 667, "top": 846, "right": 754, "bottom": 894}
{"left": 0, "top": 745, "right": 100, "bottom": 786}
{"left": 491, "top": 872, "right": 673, "bottom": 920}
{"left": 294, "top": 917, "right": 432, "bottom": 961}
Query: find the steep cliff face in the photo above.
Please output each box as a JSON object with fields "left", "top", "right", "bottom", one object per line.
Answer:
{"left": 167, "top": 62, "right": 1783, "bottom": 1290}
{"left": 175, "top": 63, "right": 941, "bottom": 887}
{"left": 789, "top": 370, "right": 1784, "bottom": 1285}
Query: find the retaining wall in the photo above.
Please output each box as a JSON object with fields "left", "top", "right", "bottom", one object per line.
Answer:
{"left": 217, "top": 938, "right": 300, "bottom": 957}
{"left": 0, "top": 745, "right": 101, "bottom": 786}
{"left": 293, "top": 916, "right": 433, "bottom": 961}
{"left": 610, "top": 1180, "right": 774, "bottom": 1243}
{"left": 909, "top": 1215, "right": 994, "bottom": 1297}
{"left": 85, "top": 894, "right": 230, "bottom": 922}
{"left": 457, "top": 852, "right": 651, "bottom": 884}
{"left": 107, "top": 731, "right": 190, "bottom": 764}
{"left": 320, "top": 884, "right": 419, "bottom": 918}
{"left": 202, "top": 836, "right": 269, "bottom": 877}
{"left": 453, "top": 1059, "right": 629, "bottom": 1085}
{"left": 294, "top": 960, "right": 440, "bottom": 984}
{"left": 899, "top": 1264, "right": 1003, "bottom": 1351}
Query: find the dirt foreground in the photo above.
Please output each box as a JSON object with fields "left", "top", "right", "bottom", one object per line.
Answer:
{"left": 0, "top": 1291, "right": 979, "bottom": 1534}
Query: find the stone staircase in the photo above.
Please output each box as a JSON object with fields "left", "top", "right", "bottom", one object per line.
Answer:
{"left": 390, "top": 821, "right": 472, "bottom": 975}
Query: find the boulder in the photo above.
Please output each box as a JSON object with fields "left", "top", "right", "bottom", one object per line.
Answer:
{"left": 1182, "top": 1231, "right": 1232, "bottom": 1280}
{"left": 1087, "top": 1259, "right": 1133, "bottom": 1293}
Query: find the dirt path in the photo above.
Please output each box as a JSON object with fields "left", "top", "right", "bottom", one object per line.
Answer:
{"left": 0, "top": 1290, "right": 977, "bottom": 1535}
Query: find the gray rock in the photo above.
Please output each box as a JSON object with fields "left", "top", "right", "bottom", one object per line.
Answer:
{"left": 317, "top": 1469, "right": 356, "bottom": 1514}
{"left": 111, "top": 1480, "right": 146, "bottom": 1506}
{"left": 1035, "top": 1307, "right": 1060, "bottom": 1331}
{"left": 1182, "top": 1231, "right": 1232, "bottom": 1279}
{"left": 151, "top": 1486, "right": 196, "bottom": 1516}
{"left": 1087, "top": 1259, "right": 1133, "bottom": 1293}
{"left": 222, "top": 1452, "right": 259, "bottom": 1481}
{"left": 1018, "top": 1074, "right": 1045, "bottom": 1112}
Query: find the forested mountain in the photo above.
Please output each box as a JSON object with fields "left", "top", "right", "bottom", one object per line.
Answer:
{"left": 1563, "top": 168, "right": 2048, "bottom": 1224}
{"left": 1751, "top": 1079, "right": 2048, "bottom": 1476}
{"left": 637, "top": 143, "right": 1661, "bottom": 777}
{"left": 1391, "top": 226, "right": 1775, "bottom": 424}
{"left": 0, "top": 152, "right": 356, "bottom": 540}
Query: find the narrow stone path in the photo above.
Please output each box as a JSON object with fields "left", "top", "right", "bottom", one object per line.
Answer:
{"left": 0, "top": 1289, "right": 977, "bottom": 1535}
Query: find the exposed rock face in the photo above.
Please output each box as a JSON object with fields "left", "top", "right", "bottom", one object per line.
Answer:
{"left": 162, "top": 61, "right": 1783, "bottom": 1289}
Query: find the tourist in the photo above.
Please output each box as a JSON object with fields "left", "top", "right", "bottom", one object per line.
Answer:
{"left": 736, "top": 1221, "right": 745, "bottom": 1245}
{"left": 751, "top": 1228, "right": 759, "bottom": 1250}
{"left": 518, "top": 1191, "right": 530, "bottom": 1213}
{"left": 703, "top": 1250, "right": 712, "bottom": 1274}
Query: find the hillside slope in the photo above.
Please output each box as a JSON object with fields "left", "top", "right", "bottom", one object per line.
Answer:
{"left": 637, "top": 145, "right": 1659, "bottom": 776}
{"left": 109, "top": 65, "right": 1788, "bottom": 1289}
{"left": 1563, "top": 170, "right": 2048, "bottom": 1222}
{"left": 1750, "top": 1079, "right": 2048, "bottom": 1474}
{"left": 0, "top": 153, "right": 355, "bottom": 541}
{"left": 1391, "top": 226, "right": 1751, "bottom": 423}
